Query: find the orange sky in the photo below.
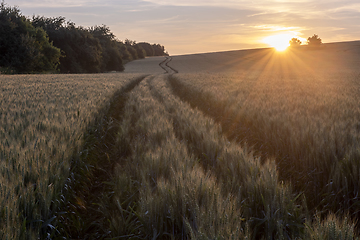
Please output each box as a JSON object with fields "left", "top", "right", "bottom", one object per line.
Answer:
{"left": 8, "top": 0, "right": 360, "bottom": 55}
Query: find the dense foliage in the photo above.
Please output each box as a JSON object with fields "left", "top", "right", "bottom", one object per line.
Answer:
{"left": 0, "top": 2, "right": 168, "bottom": 73}
{"left": 0, "top": 2, "right": 61, "bottom": 73}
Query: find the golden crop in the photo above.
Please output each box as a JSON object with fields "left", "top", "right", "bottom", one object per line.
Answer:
{"left": 0, "top": 73, "right": 142, "bottom": 238}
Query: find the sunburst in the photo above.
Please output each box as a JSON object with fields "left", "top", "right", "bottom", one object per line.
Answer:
{"left": 262, "top": 34, "right": 294, "bottom": 51}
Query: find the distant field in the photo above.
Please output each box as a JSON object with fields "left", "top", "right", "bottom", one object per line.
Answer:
{"left": 123, "top": 56, "right": 167, "bottom": 74}
{"left": 1, "top": 42, "right": 360, "bottom": 239}
{"left": 169, "top": 41, "right": 360, "bottom": 74}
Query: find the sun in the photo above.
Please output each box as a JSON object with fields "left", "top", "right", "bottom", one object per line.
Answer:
{"left": 262, "top": 34, "right": 293, "bottom": 51}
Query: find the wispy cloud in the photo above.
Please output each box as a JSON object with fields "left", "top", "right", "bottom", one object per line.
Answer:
{"left": 253, "top": 25, "right": 303, "bottom": 32}
{"left": 9, "top": 0, "right": 155, "bottom": 10}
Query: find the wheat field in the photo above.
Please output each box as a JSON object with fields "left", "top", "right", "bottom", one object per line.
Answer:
{"left": 1, "top": 41, "right": 360, "bottom": 239}
{"left": 0, "top": 73, "right": 144, "bottom": 239}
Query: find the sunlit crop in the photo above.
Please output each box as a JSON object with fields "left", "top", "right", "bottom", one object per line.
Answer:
{"left": 165, "top": 44, "right": 360, "bottom": 236}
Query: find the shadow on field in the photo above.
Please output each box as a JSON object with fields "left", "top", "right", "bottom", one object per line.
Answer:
{"left": 50, "top": 75, "right": 148, "bottom": 239}
{"left": 167, "top": 74, "right": 360, "bottom": 233}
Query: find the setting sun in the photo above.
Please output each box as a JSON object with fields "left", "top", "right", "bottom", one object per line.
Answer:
{"left": 262, "top": 34, "right": 294, "bottom": 51}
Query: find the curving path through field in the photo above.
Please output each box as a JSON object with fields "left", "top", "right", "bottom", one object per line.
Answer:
{"left": 159, "top": 56, "right": 179, "bottom": 74}
{"left": 124, "top": 56, "right": 179, "bottom": 74}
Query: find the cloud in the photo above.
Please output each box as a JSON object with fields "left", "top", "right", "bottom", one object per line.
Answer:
{"left": 9, "top": 0, "right": 96, "bottom": 8}
{"left": 141, "top": 0, "right": 360, "bottom": 23}
{"left": 141, "top": 0, "right": 311, "bottom": 7}
{"left": 253, "top": 25, "right": 303, "bottom": 32}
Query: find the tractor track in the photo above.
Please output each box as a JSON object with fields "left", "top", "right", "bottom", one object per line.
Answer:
{"left": 56, "top": 59, "right": 180, "bottom": 238}
{"left": 54, "top": 74, "right": 149, "bottom": 239}
{"left": 159, "top": 56, "right": 178, "bottom": 74}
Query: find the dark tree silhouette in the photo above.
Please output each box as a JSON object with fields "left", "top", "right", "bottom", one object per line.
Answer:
{"left": 138, "top": 42, "right": 155, "bottom": 57}
{"left": 32, "top": 17, "right": 103, "bottom": 73}
{"left": 0, "top": 2, "right": 61, "bottom": 73}
{"left": 90, "top": 25, "right": 124, "bottom": 72}
{"left": 134, "top": 45, "right": 145, "bottom": 59}
{"left": 152, "top": 44, "right": 168, "bottom": 56}
{"left": 307, "top": 34, "right": 322, "bottom": 46}
{"left": 289, "top": 38, "right": 302, "bottom": 47}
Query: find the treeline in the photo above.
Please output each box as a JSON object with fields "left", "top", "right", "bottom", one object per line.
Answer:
{"left": 0, "top": 2, "right": 168, "bottom": 74}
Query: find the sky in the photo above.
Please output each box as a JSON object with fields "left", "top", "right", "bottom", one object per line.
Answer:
{"left": 5, "top": 0, "right": 360, "bottom": 55}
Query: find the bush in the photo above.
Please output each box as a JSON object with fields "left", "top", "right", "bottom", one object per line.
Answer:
{"left": 307, "top": 34, "right": 322, "bottom": 47}
{"left": 289, "top": 38, "right": 302, "bottom": 47}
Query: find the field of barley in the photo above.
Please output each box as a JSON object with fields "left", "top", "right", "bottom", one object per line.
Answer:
{"left": 1, "top": 41, "right": 360, "bottom": 239}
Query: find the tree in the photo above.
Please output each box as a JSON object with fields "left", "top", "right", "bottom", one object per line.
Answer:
{"left": 289, "top": 38, "right": 302, "bottom": 47}
{"left": 32, "top": 17, "right": 104, "bottom": 73}
{"left": 138, "top": 42, "right": 154, "bottom": 57}
{"left": 90, "top": 25, "right": 124, "bottom": 71}
{"left": 152, "top": 44, "right": 168, "bottom": 56}
{"left": 137, "top": 42, "right": 168, "bottom": 57}
{"left": 307, "top": 34, "right": 322, "bottom": 46}
{"left": 134, "top": 44, "right": 145, "bottom": 59}
{"left": 124, "top": 40, "right": 138, "bottom": 60}
{"left": 0, "top": 2, "right": 61, "bottom": 73}
{"left": 117, "top": 42, "right": 131, "bottom": 62}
